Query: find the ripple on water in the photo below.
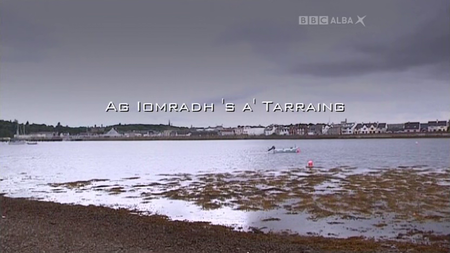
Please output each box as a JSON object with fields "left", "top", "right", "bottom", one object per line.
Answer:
{"left": 2, "top": 139, "right": 450, "bottom": 245}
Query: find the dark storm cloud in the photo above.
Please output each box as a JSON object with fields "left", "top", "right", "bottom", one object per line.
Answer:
{"left": 216, "top": 0, "right": 450, "bottom": 79}
{"left": 292, "top": 6, "right": 450, "bottom": 78}
{"left": 1, "top": 0, "right": 448, "bottom": 126}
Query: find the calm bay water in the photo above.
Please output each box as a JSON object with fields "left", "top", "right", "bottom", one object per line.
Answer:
{"left": 1, "top": 139, "right": 449, "bottom": 240}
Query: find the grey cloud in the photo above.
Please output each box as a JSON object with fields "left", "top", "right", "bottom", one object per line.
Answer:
{"left": 293, "top": 6, "right": 450, "bottom": 78}
{"left": 215, "top": 20, "right": 306, "bottom": 63}
{"left": 201, "top": 88, "right": 264, "bottom": 105}
{"left": 1, "top": 0, "right": 448, "bottom": 127}
{"left": 0, "top": 9, "right": 58, "bottom": 63}
{"left": 215, "top": 1, "right": 449, "bottom": 79}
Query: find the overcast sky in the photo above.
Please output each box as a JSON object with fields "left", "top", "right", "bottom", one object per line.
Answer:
{"left": 1, "top": 0, "right": 449, "bottom": 127}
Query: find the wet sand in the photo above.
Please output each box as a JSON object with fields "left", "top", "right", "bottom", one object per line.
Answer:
{"left": 1, "top": 196, "right": 448, "bottom": 253}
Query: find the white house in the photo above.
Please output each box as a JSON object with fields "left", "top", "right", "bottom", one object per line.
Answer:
{"left": 357, "top": 123, "right": 378, "bottom": 134}
{"left": 428, "top": 120, "right": 448, "bottom": 132}
{"left": 264, "top": 125, "right": 276, "bottom": 135}
{"left": 23, "top": 132, "right": 57, "bottom": 139}
{"left": 308, "top": 124, "right": 325, "bottom": 135}
{"left": 387, "top": 123, "right": 404, "bottom": 133}
{"left": 341, "top": 119, "right": 356, "bottom": 134}
{"left": 219, "top": 128, "right": 235, "bottom": 136}
{"left": 275, "top": 126, "right": 290, "bottom": 135}
{"left": 404, "top": 122, "right": 420, "bottom": 133}
{"left": 103, "top": 128, "right": 122, "bottom": 137}
{"left": 376, "top": 123, "right": 387, "bottom": 133}
{"left": 143, "top": 131, "right": 161, "bottom": 137}
{"left": 234, "top": 126, "right": 244, "bottom": 135}
{"left": 124, "top": 132, "right": 143, "bottom": 138}
{"left": 322, "top": 124, "right": 331, "bottom": 135}
{"left": 161, "top": 130, "right": 173, "bottom": 136}
{"left": 244, "top": 126, "right": 265, "bottom": 135}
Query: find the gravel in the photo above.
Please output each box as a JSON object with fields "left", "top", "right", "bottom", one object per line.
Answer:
{"left": 0, "top": 196, "right": 448, "bottom": 253}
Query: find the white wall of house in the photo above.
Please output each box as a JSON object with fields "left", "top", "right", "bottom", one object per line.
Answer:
{"left": 234, "top": 127, "right": 244, "bottom": 135}
{"left": 264, "top": 126, "right": 276, "bottom": 135}
{"left": 428, "top": 126, "right": 447, "bottom": 132}
{"left": 144, "top": 132, "right": 161, "bottom": 137}
{"left": 244, "top": 127, "right": 265, "bottom": 135}
{"left": 125, "top": 132, "right": 143, "bottom": 137}
{"left": 21, "top": 132, "right": 58, "bottom": 139}
{"left": 174, "top": 132, "right": 191, "bottom": 136}
{"left": 161, "top": 130, "right": 172, "bottom": 136}
{"left": 276, "top": 127, "right": 289, "bottom": 135}
{"left": 359, "top": 124, "right": 377, "bottom": 134}
{"left": 341, "top": 124, "right": 356, "bottom": 134}
{"left": 14, "top": 134, "right": 34, "bottom": 139}
{"left": 360, "top": 126, "right": 369, "bottom": 134}
{"left": 103, "top": 128, "right": 122, "bottom": 137}
{"left": 377, "top": 126, "right": 387, "bottom": 133}
{"left": 220, "top": 130, "right": 235, "bottom": 136}
{"left": 322, "top": 125, "right": 330, "bottom": 135}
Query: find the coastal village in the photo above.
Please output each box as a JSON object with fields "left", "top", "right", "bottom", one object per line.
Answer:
{"left": 6, "top": 119, "right": 450, "bottom": 141}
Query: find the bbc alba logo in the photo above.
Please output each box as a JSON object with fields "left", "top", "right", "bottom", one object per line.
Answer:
{"left": 299, "top": 15, "right": 366, "bottom": 26}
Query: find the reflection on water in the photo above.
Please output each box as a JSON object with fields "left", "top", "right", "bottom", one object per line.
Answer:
{"left": 1, "top": 139, "right": 450, "bottom": 243}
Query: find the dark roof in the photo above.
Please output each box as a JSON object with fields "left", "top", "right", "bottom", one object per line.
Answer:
{"left": 308, "top": 124, "right": 323, "bottom": 132}
{"left": 294, "top": 123, "right": 309, "bottom": 127}
{"left": 355, "top": 123, "right": 363, "bottom": 130}
{"left": 377, "top": 123, "right": 386, "bottom": 128}
{"left": 219, "top": 129, "right": 234, "bottom": 132}
{"left": 428, "top": 120, "right": 448, "bottom": 127}
{"left": 387, "top": 123, "right": 404, "bottom": 128}
{"left": 341, "top": 123, "right": 355, "bottom": 128}
{"left": 361, "top": 123, "right": 377, "bottom": 128}
{"left": 404, "top": 122, "right": 420, "bottom": 130}
{"left": 387, "top": 124, "right": 404, "bottom": 130}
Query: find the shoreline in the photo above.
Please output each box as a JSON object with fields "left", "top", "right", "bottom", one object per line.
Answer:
{"left": 1, "top": 196, "right": 448, "bottom": 253}
{"left": 2, "top": 132, "right": 450, "bottom": 142}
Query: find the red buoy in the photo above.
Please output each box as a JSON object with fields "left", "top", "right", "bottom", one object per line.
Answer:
{"left": 307, "top": 160, "right": 314, "bottom": 168}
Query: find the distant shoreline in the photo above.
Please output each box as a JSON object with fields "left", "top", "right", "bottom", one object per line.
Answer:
{"left": 2, "top": 132, "right": 449, "bottom": 142}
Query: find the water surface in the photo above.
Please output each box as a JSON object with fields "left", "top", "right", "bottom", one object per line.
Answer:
{"left": 1, "top": 139, "right": 449, "bottom": 242}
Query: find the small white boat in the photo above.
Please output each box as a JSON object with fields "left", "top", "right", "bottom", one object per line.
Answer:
{"left": 268, "top": 145, "right": 300, "bottom": 154}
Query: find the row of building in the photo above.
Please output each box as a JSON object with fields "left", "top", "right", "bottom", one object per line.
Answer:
{"left": 13, "top": 119, "right": 450, "bottom": 139}
{"left": 96, "top": 119, "right": 449, "bottom": 138}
